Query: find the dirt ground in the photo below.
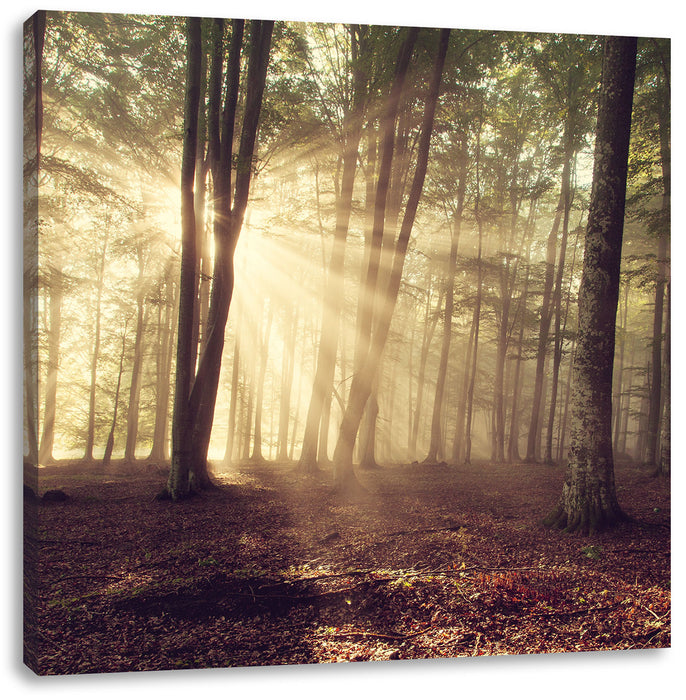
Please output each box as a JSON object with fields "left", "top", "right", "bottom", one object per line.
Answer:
{"left": 23, "top": 459, "right": 670, "bottom": 675}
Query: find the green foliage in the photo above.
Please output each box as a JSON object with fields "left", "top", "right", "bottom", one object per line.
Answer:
{"left": 581, "top": 545, "right": 603, "bottom": 560}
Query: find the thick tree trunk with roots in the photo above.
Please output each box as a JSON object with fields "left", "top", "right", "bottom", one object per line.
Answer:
{"left": 544, "top": 36, "right": 636, "bottom": 534}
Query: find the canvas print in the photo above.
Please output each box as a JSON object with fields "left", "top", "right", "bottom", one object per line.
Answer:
{"left": 23, "top": 9, "right": 670, "bottom": 675}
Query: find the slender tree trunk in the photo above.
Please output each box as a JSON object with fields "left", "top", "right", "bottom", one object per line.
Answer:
{"left": 359, "top": 374, "right": 381, "bottom": 469}
{"left": 84, "top": 234, "right": 108, "bottom": 462}
{"left": 297, "top": 27, "right": 365, "bottom": 474}
{"left": 645, "top": 90, "right": 670, "bottom": 468}
{"left": 149, "top": 265, "right": 176, "bottom": 462}
{"left": 38, "top": 265, "right": 62, "bottom": 464}
{"left": 410, "top": 278, "right": 440, "bottom": 459}
{"left": 526, "top": 188, "right": 566, "bottom": 461}
{"left": 543, "top": 153, "right": 573, "bottom": 464}
{"left": 507, "top": 261, "right": 531, "bottom": 463}
{"left": 545, "top": 36, "right": 636, "bottom": 534}
{"left": 174, "top": 20, "right": 272, "bottom": 494}
{"left": 103, "top": 326, "right": 127, "bottom": 466}
{"left": 332, "top": 28, "right": 449, "bottom": 492}
{"left": 451, "top": 306, "right": 476, "bottom": 464}
{"left": 125, "top": 253, "right": 148, "bottom": 462}
{"left": 24, "top": 11, "right": 46, "bottom": 466}
{"left": 464, "top": 100, "right": 486, "bottom": 467}
{"left": 556, "top": 337, "right": 576, "bottom": 464}
{"left": 619, "top": 335, "right": 635, "bottom": 458}
{"left": 167, "top": 17, "right": 203, "bottom": 499}
{"left": 250, "top": 305, "right": 273, "bottom": 462}
{"left": 277, "top": 303, "right": 298, "bottom": 462}
{"left": 223, "top": 318, "right": 241, "bottom": 465}
{"left": 464, "top": 230, "right": 483, "bottom": 466}
{"left": 425, "top": 140, "right": 466, "bottom": 464}
{"left": 612, "top": 280, "right": 630, "bottom": 453}
{"left": 658, "top": 282, "right": 670, "bottom": 476}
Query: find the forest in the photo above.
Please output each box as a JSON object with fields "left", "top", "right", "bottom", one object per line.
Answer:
{"left": 23, "top": 10, "right": 670, "bottom": 675}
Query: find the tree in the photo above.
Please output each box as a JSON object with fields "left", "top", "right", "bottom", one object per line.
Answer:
{"left": 24, "top": 11, "right": 46, "bottom": 466}
{"left": 544, "top": 35, "right": 637, "bottom": 534}
{"left": 296, "top": 25, "right": 368, "bottom": 474}
{"left": 167, "top": 16, "right": 203, "bottom": 499}
{"left": 167, "top": 19, "right": 274, "bottom": 499}
{"left": 331, "top": 27, "right": 450, "bottom": 492}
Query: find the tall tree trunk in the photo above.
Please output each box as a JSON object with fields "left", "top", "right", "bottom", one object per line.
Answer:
{"left": 645, "top": 82, "right": 670, "bottom": 468}
{"left": 188, "top": 19, "right": 273, "bottom": 484}
{"left": 556, "top": 338, "right": 576, "bottom": 464}
{"left": 507, "top": 258, "right": 532, "bottom": 464}
{"left": 526, "top": 187, "right": 566, "bottom": 461}
{"left": 410, "top": 277, "right": 440, "bottom": 459}
{"left": 125, "top": 252, "right": 148, "bottom": 462}
{"left": 103, "top": 326, "right": 127, "bottom": 466}
{"left": 464, "top": 99, "right": 486, "bottom": 467}
{"left": 166, "top": 19, "right": 273, "bottom": 499}
{"left": 277, "top": 303, "right": 298, "bottom": 462}
{"left": 425, "top": 139, "right": 466, "bottom": 464}
{"left": 545, "top": 36, "right": 636, "bottom": 534}
{"left": 332, "top": 28, "right": 449, "bottom": 492}
{"left": 224, "top": 333, "right": 241, "bottom": 465}
{"left": 191, "top": 27, "right": 209, "bottom": 376}
{"left": 38, "top": 265, "right": 62, "bottom": 464}
{"left": 84, "top": 234, "right": 108, "bottom": 462}
{"left": 451, "top": 301, "right": 476, "bottom": 464}
{"left": 149, "top": 265, "right": 177, "bottom": 462}
{"left": 658, "top": 282, "right": 670, "bottom": 476}
{"left": 296, "top": 27, "right": 366, "bottom": 474}
{"left": 24, "top": 11, "right": 46, "bottom": 466}
{"left": 619, "top": 335, "right": 636, "bottom": 458}
{"left": 464, "top": 230, "right": 483, "bottom": 466}
{"left": 167, "top": 17, "right": 203, "bottom": 499}
{"left": 543, "top": 153, "right": 573, "bottom": 465}
{"left": 612, "top": 280, "right": 630, "bottom": 453}
{"left": 250, "top": 305, "right": 273, "bottom": 462}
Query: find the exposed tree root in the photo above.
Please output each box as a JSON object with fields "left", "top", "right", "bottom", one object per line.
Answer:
{"left": 543, "top": 501, "right": 629, "bottom": 535}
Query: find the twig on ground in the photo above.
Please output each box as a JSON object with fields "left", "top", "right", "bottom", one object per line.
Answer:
{"left": 330, "top": 627, "right": 430, "bottom": 642}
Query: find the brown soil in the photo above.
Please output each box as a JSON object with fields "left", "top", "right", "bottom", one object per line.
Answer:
{"left": 24, "top": 459, "right": 670, "bottom": 675}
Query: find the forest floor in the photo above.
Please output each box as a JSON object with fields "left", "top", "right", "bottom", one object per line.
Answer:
{"left": 24, "top": 458, "right": 670, "bottom": 675}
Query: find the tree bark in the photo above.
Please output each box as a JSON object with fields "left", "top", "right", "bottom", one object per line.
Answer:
{"left": 544, "top": 36, "right": 636, "bottom": 534}
{"left": 167, "top": 17, "right": 203, "bottom": 499}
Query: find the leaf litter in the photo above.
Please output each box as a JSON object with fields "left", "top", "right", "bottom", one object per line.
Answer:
{"left": 25, "top": 459, "right": 670, "bottom": 674}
